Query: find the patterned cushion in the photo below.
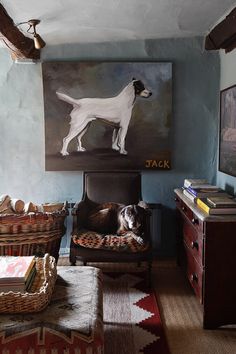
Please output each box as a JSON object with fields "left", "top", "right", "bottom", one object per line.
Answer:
{"left": 72, "top": 229, "right": 149, "bottom": 253}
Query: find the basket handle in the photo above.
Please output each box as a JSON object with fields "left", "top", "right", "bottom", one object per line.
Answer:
{"left": 43, "top": 253, "right": 56, "bottom": 279}
{"left": 43, "top": 253, "right": 50, "bottom": 279}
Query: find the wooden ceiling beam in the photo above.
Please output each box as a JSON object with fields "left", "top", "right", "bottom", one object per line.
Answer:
{"left": 205, "top": 7, "right": 236, "bottom": 53}
{"left": 0, "top": 4, "right": 40, "bottom": 60}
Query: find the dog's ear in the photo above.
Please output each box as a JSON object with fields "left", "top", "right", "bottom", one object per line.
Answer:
{"left": 138, "top": 201, "right": 148, "bottom": 209}
{"left": 120, "top": 207, "right": 126, "bottom": 217}
{"left": 138, "top": 201, "right": 151, "bottom": 216}
{"left": 132, "top": 77, "right": 136, "bottom": 81}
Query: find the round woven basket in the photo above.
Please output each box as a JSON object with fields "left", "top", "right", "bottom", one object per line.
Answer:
{"left": 0, "top": 208, "right": 68, "bottom": 234}
{"left": 0, "top": 254, "right": 57, "bottom": 313}
{"left": 0, "top": 205, "right": 68, "bottom": 260}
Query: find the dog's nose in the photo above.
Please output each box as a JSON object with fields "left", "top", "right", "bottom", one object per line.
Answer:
{"left": 149, "top": 92, "right": 152, "bottom": 96}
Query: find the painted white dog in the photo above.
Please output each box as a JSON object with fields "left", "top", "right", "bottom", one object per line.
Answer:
{"left": 56, "top": 78, "right": 152, "bottom": 156}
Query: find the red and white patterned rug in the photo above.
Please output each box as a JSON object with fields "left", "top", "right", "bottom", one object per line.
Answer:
{"left": 103, "top": 272, "right": 170, "bottom": 354}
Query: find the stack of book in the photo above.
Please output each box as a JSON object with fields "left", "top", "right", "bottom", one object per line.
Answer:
{"left": 0, "top": 255, "right": 36, "bottom": 293}
{"left": 197, "top": 195, "right": 236, "bottom": 215}
{"left": 182, "top": 179, "right": 227, "bottom": 203}
{"left": 182, "top": 178, "right": 236, "bottom": 215}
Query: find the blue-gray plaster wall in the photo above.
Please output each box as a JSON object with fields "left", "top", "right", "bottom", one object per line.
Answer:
{"left": 0, "top": 37, "right": 220, "bottom": 256}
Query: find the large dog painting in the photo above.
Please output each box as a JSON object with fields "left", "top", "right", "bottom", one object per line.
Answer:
{"left": 42, "top": 62, "right": 172, "bottom": 171}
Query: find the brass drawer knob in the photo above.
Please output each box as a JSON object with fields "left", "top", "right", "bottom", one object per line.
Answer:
{"left": 191, "top": 273, "right": 198, "bottom": 282}
{"left": 191, "top": 218, "right": 199, "bottom": 225}
{"left": 182, "top": 206, "right": 186, "bottom": 212}
{"left": 191, "top": 241, "right": 199, "bottom": 250}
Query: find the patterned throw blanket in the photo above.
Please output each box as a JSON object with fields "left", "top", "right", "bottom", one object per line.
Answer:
{"left": 72, "top": 229, "right": 149, "bottom": 253}
{"left": 0, "top": 266, "right": 103, "bottom": 354}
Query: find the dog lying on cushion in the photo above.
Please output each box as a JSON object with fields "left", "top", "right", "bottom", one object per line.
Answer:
{"left": 86, "top": 202, "right": 149, "bottom": 244}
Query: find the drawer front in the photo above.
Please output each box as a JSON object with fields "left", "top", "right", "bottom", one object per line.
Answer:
{"left": 183, "top": 220, "right": 203, "bottom": 265}
{"left": 184, "top": 243, "right": 203, "bottom": 304}
{"left": 175, "top": 194, "right": 204, "bottom": 234}
{"left": 175, "top": 194, "right": 182, "bottom": 210}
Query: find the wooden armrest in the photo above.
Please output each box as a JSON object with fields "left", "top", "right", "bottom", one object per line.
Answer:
{"left": 71, "top": 200, "right": 87, "bottom": 216}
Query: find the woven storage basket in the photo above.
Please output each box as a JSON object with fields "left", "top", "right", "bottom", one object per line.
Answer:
{"left": 0, "top": 254, "right": 57, "bottom": 313}
{"left": 0, "top": 203, "right": 68, "bottom": 261}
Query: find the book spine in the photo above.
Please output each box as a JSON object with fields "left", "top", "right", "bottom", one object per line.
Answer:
{"left": 207, "top": 202, "right": 236, "bottom": 208}
{"left": 184, "top": 181, "right": 193, "bottom": 188}
{"left": 196, "top": 198, "right": 210, "bottom": 214}
{"left": 208, "top": 208, "right": 236, "bottom": 215}
{"left": 183, "top": 179, "right": 207, "bottom": 188}
{"left": 183, "top": 189, "right": 196, "bottom": 202}
{"left": 186, "top": 187, "right": 198, "bottom": 196}
{"left": 207, "top": 199, "right": 217, "bottom": 207}
{"left": 25, "top": 267, "right": 36, "bottom": 290}
{"left": 24, "top": 258, "right": 36, "bottom": 280}
{"left": 187, "top": 189, "right": 227, "bottom": 198}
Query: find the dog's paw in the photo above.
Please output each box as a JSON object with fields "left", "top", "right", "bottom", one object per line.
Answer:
{"left": 77, "top": 147, "right": 86, "bottom": 152}
{"left": 132, "top": 235, "right": 145, "bottom": 245}
{"left": 117, "top": 229, "right": 126, "bottom": 236}
{"left": 60, "top": 151, "right": 69, "bottom": 156}
{"left": 112, "top": 145, "right": 119, "bottom": 151}
{"left": 120, "top": 149, "right": 128, "bottom": 155}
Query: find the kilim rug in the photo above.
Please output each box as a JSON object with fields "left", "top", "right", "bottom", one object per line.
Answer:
{"left": 103, "top": 272, "right": 170, "bottom": 354}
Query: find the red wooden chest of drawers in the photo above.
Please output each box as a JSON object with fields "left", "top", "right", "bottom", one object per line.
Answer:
{"left": 175, "top": 188, "right": 236, "bottom": 329}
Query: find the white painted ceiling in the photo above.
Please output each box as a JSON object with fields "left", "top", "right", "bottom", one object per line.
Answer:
{"left": 1, "top": 0, "right": 236, "bottom": 46}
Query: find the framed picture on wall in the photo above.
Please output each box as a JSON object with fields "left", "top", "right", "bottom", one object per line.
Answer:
{"left": 219, "top": 84, "right": 236, "bottom": 177}
{"left": 42, "top": 61, "right": 172, "bottom": 171}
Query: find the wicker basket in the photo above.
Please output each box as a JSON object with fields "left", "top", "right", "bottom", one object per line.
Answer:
{"left": 0, "top": 254, "right": 57, "bottom": 313}
{"left": 0, "top": 204, "right": 68, "bottom": 260}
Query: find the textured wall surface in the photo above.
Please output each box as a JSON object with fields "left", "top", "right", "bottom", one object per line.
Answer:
{"left": 217, "top": 50, "right": 236, "bottom": 195}
{"left": 0, "top": 37, "right": 220, "bottom": 255}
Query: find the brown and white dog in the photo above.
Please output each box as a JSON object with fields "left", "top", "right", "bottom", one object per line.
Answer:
{"left": 86, "top": 202, "right": 149, "bottom": 243}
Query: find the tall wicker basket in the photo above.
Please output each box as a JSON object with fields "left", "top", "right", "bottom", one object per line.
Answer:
{"left": 0, "top": 203, "right": 68, "bottom": 262}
